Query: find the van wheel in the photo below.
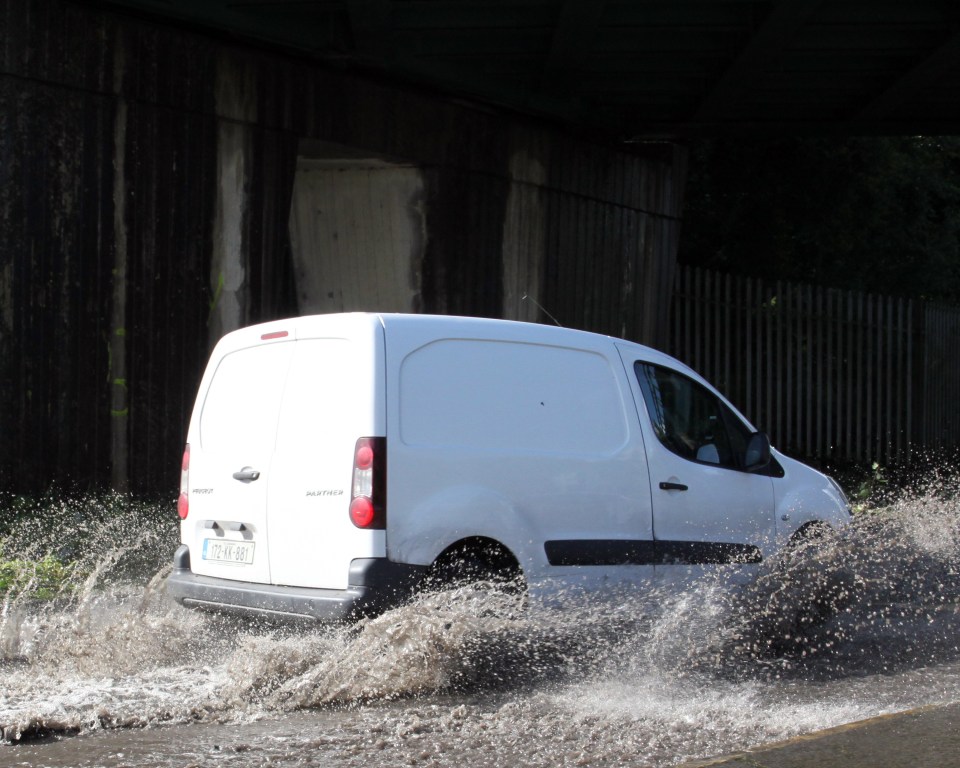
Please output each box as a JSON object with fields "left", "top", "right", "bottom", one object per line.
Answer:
{"left": 428, "top": 539, "right": 525, "bottom": 594}
{"left": 758, "top": 522, "right": 859, "bottom": 656}
{"left": 792, "top": 523, "right": 858, "bottom": 621}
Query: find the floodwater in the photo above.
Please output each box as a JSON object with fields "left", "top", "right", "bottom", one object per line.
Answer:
{"left": 2, "top": 485, "right": 960, "bottom": 767}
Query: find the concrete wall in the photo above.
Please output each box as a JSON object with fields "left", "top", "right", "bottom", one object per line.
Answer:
{"left": 289, "top": 158, "right": 425, "bottom": 315}
{"left": 0, "top": 0, "right": 686, "bottom": 494}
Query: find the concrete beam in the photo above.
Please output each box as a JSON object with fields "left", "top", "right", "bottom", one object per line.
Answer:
{"left": 693, "top": 0, "right": 823, "bottom": 122}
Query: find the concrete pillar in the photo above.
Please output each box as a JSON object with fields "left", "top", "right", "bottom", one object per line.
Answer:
{"left": 502, "top": 144, "right": 548, "bottom": 324}
{"left": 110, "top": 46, "right": 129, "bottom": 493}
{"left": 209, "top": 52, "right": 256, "bottom": 346}
{"left": 288, "top": 156, "right": 425, "bottom": 315}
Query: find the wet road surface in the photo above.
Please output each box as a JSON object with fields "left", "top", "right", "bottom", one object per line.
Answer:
{"left": 2, "top": 490, "right": 960, "bottom": 766}
{"left": 687, "top": 702, "right": 960, "bottom": 768}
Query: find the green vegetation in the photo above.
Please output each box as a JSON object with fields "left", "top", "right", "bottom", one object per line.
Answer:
{"left": 681, "top": 136, "right": 960, "bottom": 302}
{"left": 0, "top": 491, "right": 178, "bottom": 601}
{"left": 819, "top": 450, "right": 960, "bottom": 517}
{"left": 0, "top": 548, "right": 76, "bottom": 600}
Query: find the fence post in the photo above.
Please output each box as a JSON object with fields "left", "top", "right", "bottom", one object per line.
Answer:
{"left": 910, "top": 301, "right": 925, "bottom": 455}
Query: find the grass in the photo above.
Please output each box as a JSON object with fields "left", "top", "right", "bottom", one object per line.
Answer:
{"left": 0, "top": 549, "right": 77, "bottom": 600}
{"left": 0, "top": 490, "right": 178, "bottom": 601}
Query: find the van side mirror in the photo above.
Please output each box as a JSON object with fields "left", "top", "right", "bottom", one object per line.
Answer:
{"left": 744, "top": 432, "right": 772, "bottom": 471}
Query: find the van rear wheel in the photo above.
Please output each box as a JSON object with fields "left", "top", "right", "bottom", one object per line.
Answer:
{"left": 428, "top": 539, "right": 525, "bottom": 594}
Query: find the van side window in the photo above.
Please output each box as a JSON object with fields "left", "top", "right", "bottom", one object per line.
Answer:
{"left": 634, "top": 362, "right": 752, "bottom": 470}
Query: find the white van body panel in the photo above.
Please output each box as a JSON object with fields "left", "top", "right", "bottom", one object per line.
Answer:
{"left": 772, "top": 453, "right": 851, "bottom": 539}
{"left": 186, "top": 329, "right": 295, "bottom": 586}
{"left": 382, "top": 316, "right": 655, "bottom": 589}
{"left": 181, "top": 314, "right": 386, "bottom": 593}
{"left": 266, "top": 330, "right": 385, "bottom": 590}
{"left": 169, "top": 312, "right": 852, "bottom": 622}
{"left": 615, "top": 343, "right": 778, "bottom": 555}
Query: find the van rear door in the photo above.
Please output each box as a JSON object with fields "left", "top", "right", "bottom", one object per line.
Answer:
{"left": 266, "top": 333, "right": 385, "bottom": 591}
{"left": 187, "top": 338, "right": 295, "bottom": 586}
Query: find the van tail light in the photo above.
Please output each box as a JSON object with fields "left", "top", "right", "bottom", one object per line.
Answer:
{"left": 177, "top": 444, "right": 190, "bottom": 520}
{"left": 350, "top": 437, "right": 386, "bottom": 529}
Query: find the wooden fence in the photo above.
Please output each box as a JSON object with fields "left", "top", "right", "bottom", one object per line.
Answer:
{"left": 668, "top": 267, "right": 960, "bottom": 464}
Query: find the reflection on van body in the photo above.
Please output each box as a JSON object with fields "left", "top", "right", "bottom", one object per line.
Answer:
{"left": 166, "top": 313, "right": 851, "bottom": 622}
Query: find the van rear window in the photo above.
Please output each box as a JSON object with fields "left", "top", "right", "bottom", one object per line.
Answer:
{"left": 199, "top": 343, "right": 294, "bottom": 455}
{"left": 274, "top": 339, "right": 357, "bottom": 452}
{"left": 399, "top": 340, "right": 628, "bottom": 454}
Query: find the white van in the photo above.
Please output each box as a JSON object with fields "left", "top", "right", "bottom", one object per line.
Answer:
{"left": 166, "top": 313, "right": 851, "bottom": 621}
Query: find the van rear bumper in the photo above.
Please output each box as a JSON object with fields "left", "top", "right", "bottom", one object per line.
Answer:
{"left": 165, "top": 545, "right": 428, "bottom": 622}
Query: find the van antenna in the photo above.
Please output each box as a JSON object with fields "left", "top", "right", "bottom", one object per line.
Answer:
{"left": 521, "top": 294, "right": 562, "bottom": 327}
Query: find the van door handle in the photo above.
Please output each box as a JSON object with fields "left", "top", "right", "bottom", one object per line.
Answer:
{"left": 659, "top": 481, "right": 688, "bottom": 491}
{"left": 233, "top": 467, "right": 261, "bottom": 482}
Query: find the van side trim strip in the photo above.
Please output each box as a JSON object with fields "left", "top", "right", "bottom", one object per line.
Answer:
{"left": 656, "top": 540, "right": 763, "bottom": 565}
{"left": 545, "top": 539, "right": 656, "bottom": 566}
{"left": 544, "top": 539, "right": 762, "bottom": 566}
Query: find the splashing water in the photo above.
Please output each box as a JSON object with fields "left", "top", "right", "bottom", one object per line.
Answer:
{"left": 2, "top": 486, "right": 960, "bottom": 766}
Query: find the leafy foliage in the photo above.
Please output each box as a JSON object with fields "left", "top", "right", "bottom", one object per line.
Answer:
{"left": 0, "top": 491, "right": 177, "bottom": 601}
{"left": 0, "top": 549, "right": 76, "bottom": 599}
{"left": 680, "top": 136, "right": 960, "bottom": 302}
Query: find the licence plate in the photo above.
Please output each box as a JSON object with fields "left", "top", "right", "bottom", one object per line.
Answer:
{"left": 202, "top": 538, "right": 255, "bottom": 565}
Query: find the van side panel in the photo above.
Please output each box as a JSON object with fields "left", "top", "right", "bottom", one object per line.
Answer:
{"left": 400, "top": 340, "right": 628, "bottom": 454}
{"left": 384, "top": 320, "right": 653, "bottom": 586}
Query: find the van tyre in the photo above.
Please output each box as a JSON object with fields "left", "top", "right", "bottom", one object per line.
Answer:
{"left": 742, "top": 523, "right": 861, "bottom": 660}
{"left": 427, "top": 540, "right": 525, "bottom": 595}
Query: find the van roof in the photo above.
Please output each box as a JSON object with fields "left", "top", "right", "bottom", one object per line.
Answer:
{"left": 244, "top": 311, "right": 681, "bottom": 360}
{"left": 219, "top": 312, "right": 699, "bottom": 380}
{"left": 212, "top": 312, "right": 747, "bottom": 429}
